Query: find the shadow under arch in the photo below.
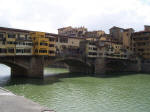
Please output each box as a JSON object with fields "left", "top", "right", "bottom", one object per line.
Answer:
{"left": 0, "top": 61, "right": 28, "bottom": 78}
{"left": 45, "top": 57, "right": 93, "bottom": 75}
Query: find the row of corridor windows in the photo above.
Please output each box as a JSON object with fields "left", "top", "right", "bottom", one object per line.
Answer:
{"left": 0, "top": 48, "right": 32, "bottom": 53}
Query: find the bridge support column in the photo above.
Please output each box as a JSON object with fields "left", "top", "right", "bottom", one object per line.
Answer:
{"left": 27, "top": 56, "right": 44, "bottom": 78}
{"left": 11, "top": 67, "right": 27, "bottom": 78}
{"left": 95, "top": 58, "right": 106, "bottom": 75}
{"left": 11, "top": 56, "right": 44, "bottom": 78}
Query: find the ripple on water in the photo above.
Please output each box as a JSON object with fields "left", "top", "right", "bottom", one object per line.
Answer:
{"left": 0, "top": 67, "right": 150, "bottom": 112}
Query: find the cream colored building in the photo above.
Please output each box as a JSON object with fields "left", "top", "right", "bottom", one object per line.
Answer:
{"left": 85, "top": 37, "right": 97, "bottom": 41}
{"left": 45, "top": 33, "right": 56, "bottom": 56}
{"left": 85, "top": 30, "right": 105, "bottom": 38}
{"left": 96, "top": 39, "right": 129, "bottom": 59}
{"left": 58, "top": 26, "right": 87, "bottom": 38}
{"left": 16, "top": 33, "right": 32, "bottom": 56}
{"left": 5, "top": 32, "right": 16, "bottom": 56}
{"left": 97, "top": 40, "right": 114, "bottom": 58}
{"left": 80, "top": 40, "right": 98, "bottom": 58}
{"left": 68, "top": 37, "right": 84, "bottom": 47}
{"left": 56, "top": 35, "right": 84, "bottom": 54}
{"left": 0, "top": 27, "right": 33, "bottom": 56}
{"left": 56, "top": 36, "right": 68, "bottom": 55}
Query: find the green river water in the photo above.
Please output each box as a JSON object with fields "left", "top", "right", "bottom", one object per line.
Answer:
{"left": 0, "top": 64, "right": 150, "bottom": 112}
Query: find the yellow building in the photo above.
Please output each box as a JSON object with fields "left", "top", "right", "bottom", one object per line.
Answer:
{"left": 31, "top": 32, "right": 49, "bottom": 56}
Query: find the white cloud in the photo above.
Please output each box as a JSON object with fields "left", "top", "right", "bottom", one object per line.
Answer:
{"left": 0, "top": 0, "right": 150, "bottom": 33}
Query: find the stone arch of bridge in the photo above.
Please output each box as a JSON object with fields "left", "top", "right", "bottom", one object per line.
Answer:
{"left": 55, "top": 57, "right": 91, "bottom": 67}
{"left": 0, "top": 61, "right": 28, "bottom": 77}
{"left": 45, "top": 57, "right": 93, "bottom": 74}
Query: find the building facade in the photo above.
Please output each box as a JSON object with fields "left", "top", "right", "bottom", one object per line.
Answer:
{"left": 122, "top": 28, "right": 134, "bottom": 50}
{"left": 56, "top": 35, "right": 84, "bottom": 57}
{"left": 58, "top": 26, "right": 87, "bottom": 38}
{"left": 80, "top": 40, "right": 98, "bottom": 58}
{"left": 96, "top": 38, "right": 129, "bottom": 59}
{"left": 110, "top": 26, "right": 124, "bottom": 43}
{"left": 0, "top": 31, "right": 7, "bottom": 55}
{"left": 45, "top": 33, "right": 56, "bottom": 56}
{"left": 6, "top": 32, "right": 16, "bottom": 56}
{"left": 131, "top": 31, "right": 150, "bottom": 59}
{"left": 31, "top": 32, "right": 49, "bottom": 56}
{"left": 16, "top": 32, "right": 32, "bottom": 55}
{"left": 85, "top": 30, "right": 105, "bottom": 38}
{"left": 144, "top": 25, "right": 150, "bottom": 31}
{"left": 0, "top": 27, "right": 33, "bottom": 56}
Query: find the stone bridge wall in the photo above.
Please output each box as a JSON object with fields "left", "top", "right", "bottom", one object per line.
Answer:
{"left": 141, "top": 60, "right": 150, "bottom": 73}
{"left": 0, "top": 56, "right": 93, "bottom": 78}
{"left": 0, "top": 56, "right": 44, "bottom": 78}
{"left": 44, "top": 57, "right": 94, "bottom": 74}
{"left": 0, "top": 56, "right": 142, "bottom": 78}
{"left": 95, "top": 58, "right": 141, "bottom": 76}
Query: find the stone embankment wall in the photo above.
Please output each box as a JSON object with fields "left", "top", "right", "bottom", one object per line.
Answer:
{"left": 0, "top": 87, "right": 53, "bottom": 112}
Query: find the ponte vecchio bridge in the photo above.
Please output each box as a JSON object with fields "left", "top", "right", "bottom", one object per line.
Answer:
{"left": 0, "top": 55, "right": 141, "bottom": 78}
{"left": 0, "top": 27, "right": 141, "bottom": 78}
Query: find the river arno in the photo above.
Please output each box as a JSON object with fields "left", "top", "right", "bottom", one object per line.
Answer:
{"left": 0, "top": 64, "right": 150, "bottom": 112}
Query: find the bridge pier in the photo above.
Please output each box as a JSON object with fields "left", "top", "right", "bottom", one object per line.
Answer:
{"left": 27, "top": 56, "right": 44, "bottom": 78}
{"left": 11, "top": 67, "right": 27, "bottom": 78}
{"left": 95, "top": 58, "right": 106, "bottom": 75}
{"left": 11, "top": 56, "right": 44, "bottom": 78}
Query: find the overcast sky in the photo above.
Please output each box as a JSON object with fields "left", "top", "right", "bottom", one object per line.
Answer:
{"left": 0, "top": 0, "right": 150, "bottom": 33}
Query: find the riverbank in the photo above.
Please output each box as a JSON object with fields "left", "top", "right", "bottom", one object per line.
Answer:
{"left": 0, "top": 87, "right": 54, "bottom": 112}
